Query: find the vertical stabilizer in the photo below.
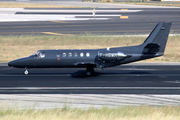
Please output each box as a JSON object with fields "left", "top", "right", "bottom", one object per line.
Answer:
{"left": 141, "top": 21, "right": 172, "bottom": 54}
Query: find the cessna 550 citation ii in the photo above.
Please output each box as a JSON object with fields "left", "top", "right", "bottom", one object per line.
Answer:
{"left": 8, "top": 21, "right": 172, "bottom": 76}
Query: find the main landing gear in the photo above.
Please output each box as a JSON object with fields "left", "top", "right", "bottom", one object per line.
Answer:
{"left": 24, "top": 68, "right": 29, "bottom": 75}
{"left": 86, "top": 67, "right": 94, "bottom": 76}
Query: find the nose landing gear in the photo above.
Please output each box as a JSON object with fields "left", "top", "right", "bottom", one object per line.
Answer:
{"left": 24, "top": 68, "right": 29, "bottom": 75}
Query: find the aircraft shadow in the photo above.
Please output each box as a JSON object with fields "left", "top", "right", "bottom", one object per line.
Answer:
{"left": 71, "top": 70, "right": 152, "bottom": 78}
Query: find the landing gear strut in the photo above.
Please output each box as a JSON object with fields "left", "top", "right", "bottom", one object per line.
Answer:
{"left": 86, "top": 67, "right": 94, "bottom": 76}
{"left": 24, "top": 68, "right": 29, "bottom": 75}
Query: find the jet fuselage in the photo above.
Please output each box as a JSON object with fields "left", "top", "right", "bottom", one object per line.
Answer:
{"left": 8, "top": 21, "right": 172, "bottom": 76}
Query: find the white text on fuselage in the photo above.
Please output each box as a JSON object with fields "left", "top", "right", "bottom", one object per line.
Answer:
{"left": 99, "top": 53, "right": 120, "bottom": 57}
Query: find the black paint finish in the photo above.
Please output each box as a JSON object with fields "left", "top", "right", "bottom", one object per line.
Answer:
{"left": 8, "top": 22, "right": 172, "bottom": 75}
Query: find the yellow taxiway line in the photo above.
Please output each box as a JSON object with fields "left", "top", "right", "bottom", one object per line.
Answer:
{"left": 120, "top": 16, "right": 129, "bottom": 19}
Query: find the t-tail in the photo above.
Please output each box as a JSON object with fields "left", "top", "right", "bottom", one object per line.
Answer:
{"left": 140, "top": 21, "right": 172, "bottom": 56}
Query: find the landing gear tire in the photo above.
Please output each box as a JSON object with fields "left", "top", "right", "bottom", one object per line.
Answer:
{"left": 24, "top": 69, "right": 29, "bottom": 75}
{"left": 86, "top": 68, "right": 94, "bottom": 76}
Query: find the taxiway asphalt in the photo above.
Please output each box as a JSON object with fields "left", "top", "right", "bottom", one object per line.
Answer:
{"left": 0, "top": 8, "right": 180, "bottom": 35}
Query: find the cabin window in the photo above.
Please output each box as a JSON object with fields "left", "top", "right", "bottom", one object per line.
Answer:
{"left": 69, "top": 53, "right": 72, "bottom": 57}
{"left": 80, "top": 53, "right": 84, "bottom": 57}
{"left": 86, "top": 53, "right": 90, "bottom": 57}
{"left": 56, "top": 53, "right": 60, "bottom": 57}
{"left": 74, "top": 52, "right": 78, "bottom": 57}
{"left": 63, "top": 53, "right": 66, "bottom": 57}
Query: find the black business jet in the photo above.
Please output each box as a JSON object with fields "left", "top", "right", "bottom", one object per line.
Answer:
{"left": 8, "top": 21, "right": 172, "bottom": 76}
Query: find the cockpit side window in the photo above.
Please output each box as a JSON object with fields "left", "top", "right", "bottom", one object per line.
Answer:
{"left": 32, "top": 51, "right": 45, "bottom": 58}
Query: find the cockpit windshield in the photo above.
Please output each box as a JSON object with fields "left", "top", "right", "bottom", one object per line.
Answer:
{"left": 31, "top": 51, "right": 45, "bottom": 58}
{"left": 32, "top": 51, "right": 40, "bottom": 56}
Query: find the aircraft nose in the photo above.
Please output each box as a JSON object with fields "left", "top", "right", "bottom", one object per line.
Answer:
{"left": 8, "top": 57, "right": 32, "bottom": 68}
{"left": 8, "top": 60, "right": 16, "bottom": 67}
{"left": 8, "top": 57, "right": 29, "bottom": 68}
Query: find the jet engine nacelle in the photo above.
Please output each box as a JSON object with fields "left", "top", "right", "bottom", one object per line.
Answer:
{"left": 98, "top": 51, "right": 127, "bottom": 61}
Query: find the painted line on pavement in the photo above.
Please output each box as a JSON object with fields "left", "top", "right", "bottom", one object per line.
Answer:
{"left": 0, "top": 87, "right": 180, "bottom": 90}
{"left": 8, "top": 9, "right": 141, "bottom": 13}
{"left": 0, "top": 24, "right": 88, "bottom": 29}
{"left": 74, "top": 15, "right": 121, "bottom": 16}
{"left": 1, "top": 74, "right": 180, "bottom": 77}
{"left": 0, "top": 15, "right": 110, "bottom": 22}
{"left": 81, "top": 34, "right": 180, "bottom": 37}
{"left": 120, "top": 16, "right": 128, "bottom": 19}
{"left": 52, "top": 21, "right": 74, "bottom": 23}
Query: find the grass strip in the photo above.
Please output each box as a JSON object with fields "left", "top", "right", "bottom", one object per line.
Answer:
{"left": 0, "top": 105, "right": 180, "bottom": 120}
{"left": 0, "top": 34, "right": 179, "bottom": 62}
{"left": 116, "top": 2, "right": 180, "bottom": 7}
{"left": 1, "top": 1, "right": 180, "bottom": 8}
{"left": 0, "top": 2, "right": 80, "bottom": 8}
{"left": 85, "top": 0, "right": 180, "bottom": 7}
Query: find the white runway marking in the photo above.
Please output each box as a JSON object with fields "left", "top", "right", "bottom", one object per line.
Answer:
{"left": 83, "top": 34, "right": 180, "bottom": 37}
{"left": 0, "top": 87, "right": 180, "bottom": 90}
{"left": 0, "top": 15, "right": 110, "bottom": 22}
{"left": 0, "top": 8, "right": 142, "bottom": 22}
{"left": 0, "top": 8, "right": 142, "bottom": 13}
{"left": 164, "top": 80, "right": 180, "bottom": 84}
{"left": 1, "top": 74, "right": 180, "bottom": 77}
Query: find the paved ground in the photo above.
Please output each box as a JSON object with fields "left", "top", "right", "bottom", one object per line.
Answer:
{"left": 0, "top": 8, "right": 179, "bottom": 35}
{"left": 1, "top": 64, "right": 180, "bottom": 94}
{"left": 1, "top": 63, "right": 180, "bottom": 109}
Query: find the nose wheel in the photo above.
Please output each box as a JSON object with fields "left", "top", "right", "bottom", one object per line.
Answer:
{"left": 24, "top": 68, "right": 29, "bottom": 75}
{"left": 86, "top": 67, "right": 94, "bottom": 76}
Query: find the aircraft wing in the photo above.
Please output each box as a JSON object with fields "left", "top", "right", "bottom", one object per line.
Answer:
{"left": 74, "top": 62, "right": 105, "bottom": 70}
{"left": 74, "top": 62, "right": 96, "bottom": 67}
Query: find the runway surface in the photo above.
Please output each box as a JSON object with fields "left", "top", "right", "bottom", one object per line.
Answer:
{"left": 0, "top": 8, "right": 180, "bottom": 35}
{"left": 1, "top": 63, "right": 180, "bottom": 94}
{"left": 1, "top": 63, "right": 180, "bottom": 108}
